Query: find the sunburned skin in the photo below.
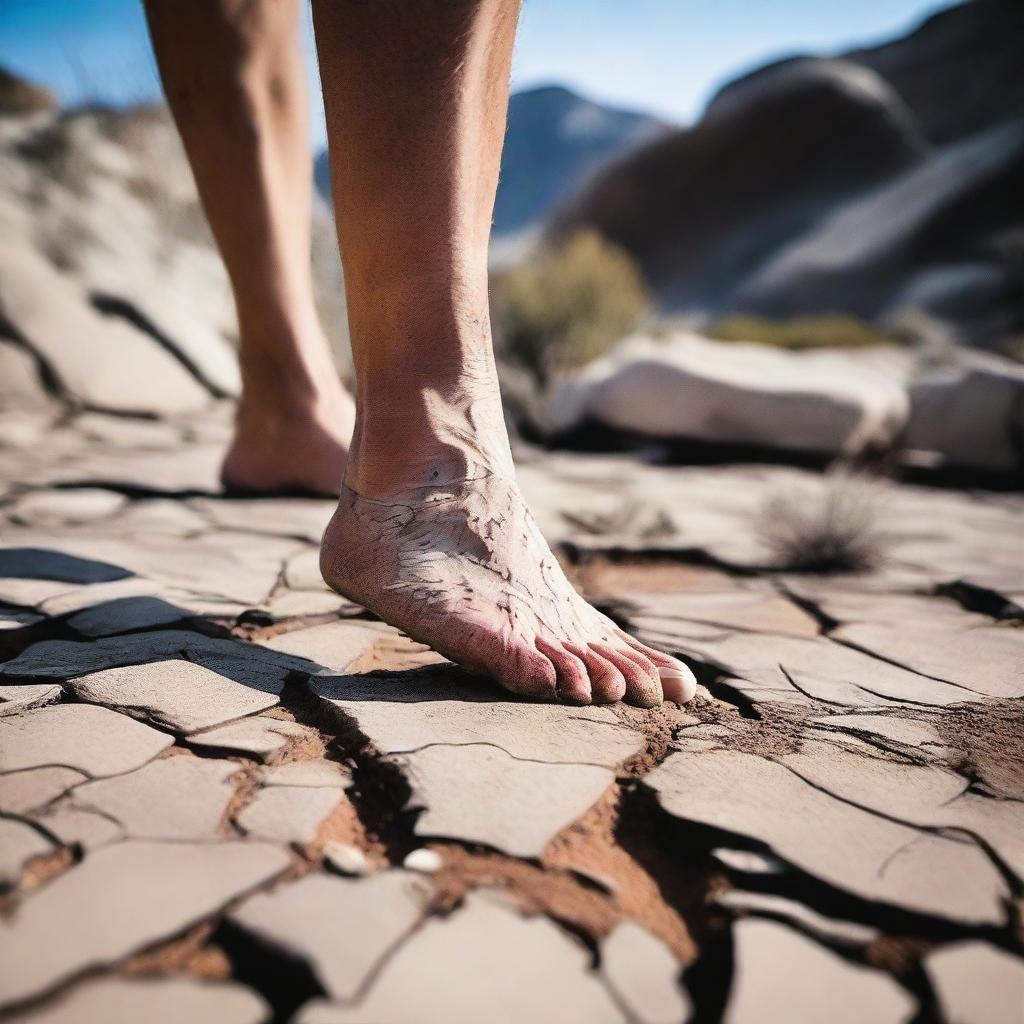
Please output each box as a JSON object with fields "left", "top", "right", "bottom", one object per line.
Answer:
{"left": 320, "top": 470, "right": 698, "bottom": 706}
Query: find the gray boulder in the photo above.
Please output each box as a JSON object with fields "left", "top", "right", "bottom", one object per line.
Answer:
{"left": 552, "top": 59, "right": 926, "bottom": 310}
{"left": 0, "top": 241, "right": 212, "bottom": 415}
{"left": 732, "top": 119, "right": 1024, "bottom": 325}
{"left": 549, "top": 333, "right": 910, "bottom": 457}
{"left": 0, "top": 93, "right": 348, "bottom": 412}
{"left": 905, "top": 349, "right": 1024, "bottom": 475}
{"left": 551, "top": 3, "right": 1024, "bottom": 347}
{"left": 712, "top": 1, "right": 1024, "bottom": 147}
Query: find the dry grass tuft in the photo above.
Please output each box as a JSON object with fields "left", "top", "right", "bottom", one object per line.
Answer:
{"left": 494, "top": 231, "right": 649, "bottom": 384}
{"left": 709, "top": 313, "right": 897, "bottom": 350}
{"left": 758, "top": 471, "right": 887, "bottom": 573}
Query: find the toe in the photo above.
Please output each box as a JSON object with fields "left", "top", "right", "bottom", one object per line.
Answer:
{"left": 659, "top": 669, "right": 698, "bottom": 704}
{"left": 536, "top": 637, "right": 592, "bottom": 704}
{"left": 487, "top": 634, "right": 558, "bottom": 700}
{"left": 566, "top": 642, "right": 626, "bottom": 703}
{"left": 616, "top": 631, "right": 698, "bottom": 705}
{"left": 591, "top": 641, "right": 662, "bottom": 708}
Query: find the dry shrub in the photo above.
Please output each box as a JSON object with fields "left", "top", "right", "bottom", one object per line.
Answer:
{"left": 494, "top": 231, "right": 649, "bottom": 383}
{"left": 758, "top": 472, "right": 887, "bottom": 573}
{"left": 709, "top": 313, "right": 896, "bottom": 350}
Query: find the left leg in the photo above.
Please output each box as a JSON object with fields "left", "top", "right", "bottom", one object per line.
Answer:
{"left": 144, "top": 0, "right": 354, "bottom": 495}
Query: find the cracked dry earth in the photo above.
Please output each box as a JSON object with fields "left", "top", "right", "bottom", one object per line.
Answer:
{"left": 0, "top": 404, "right": 1022, "bottom": 1024}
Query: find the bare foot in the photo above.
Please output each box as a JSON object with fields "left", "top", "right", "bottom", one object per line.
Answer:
{"left": 221, "top": 380, "right": 355, "bottom": 497}
{"left": 320, "top": 469, "right": 697, "bottom": 706}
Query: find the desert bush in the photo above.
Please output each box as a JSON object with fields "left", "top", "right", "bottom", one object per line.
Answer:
{"left": 709, "top": 313, "right": 896, "bottom": 350}
{"left": 757, "top": 471, "right": 887, "bottom": 573}
{"left": 494, "top": 231, "right": 649, "bottom": 384}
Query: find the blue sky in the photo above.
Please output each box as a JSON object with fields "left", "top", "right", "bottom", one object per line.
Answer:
{"left": 1, "top": 0, "right": 950, "bottom": 147}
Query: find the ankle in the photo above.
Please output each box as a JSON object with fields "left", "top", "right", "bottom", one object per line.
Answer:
{"left": 239, "top": 342, "right": 347, "bottom": 407}
{"left": 236, "top": 304, "right": 341, "bottom": 392}
{"left": 346, "top": 437, "right": 502, "bottom": 500}
{"left": 346, "top": 378, "right": 513, "bottom": 499}
{"left": 235, "top": 367, "right": 353, "bottom": 446}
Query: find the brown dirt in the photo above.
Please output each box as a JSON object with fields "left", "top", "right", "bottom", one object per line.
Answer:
{"left": 708, "top": 702, "right": 817, "bottom": 759}
{"left": 157, "top": 745, "right": 196, "bottom": 759}
{"left": 865, "top": 934, "right": 935, "bottom": 978}
{"left": 543, "top": 786, "right": 698, "bottom": 960}
{"left": 427, "top": 785, "right": 699, "bottom": 963}
{"left": 933, "top": 699, "right": 1024, "bottom": 799}
{"left": 221, "top": 766, "right": 264, "bottom": 838}
{"left": 12, "top": 846, "right": 75, "bottom": 896}
{"left": 261, "top": 705, "right": 297, "bottom": 721}
{"left": 430, "top": 844, "right": 620, "bottom": 948}
{"left": 612, "top": 701, "right": 696, "bottom": 776}
{"left": 121, "top": 921, "right": 232, "bottom": 980}
{"left": 305, "top": 791, "right": 389, "bottom": 869}
{"left": 574, "top": 556, "right": 742, "bottom": 599}
{"left": 277, "top": 683, "right": 417, "bottom": 864}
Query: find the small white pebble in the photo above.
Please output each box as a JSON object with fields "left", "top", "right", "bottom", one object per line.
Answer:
{"left": 403, "top": 848, "right": 443, "bottom": 873}
{"left": 712, "top": 847, "right": 786, "bottom": 875}
{"left": 324, "top": 841, "right": 370, "bottom": 876}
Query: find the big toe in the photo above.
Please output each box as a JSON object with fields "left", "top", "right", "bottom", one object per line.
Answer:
{"left": 619, "top": 633, "right": 698, "bottom": 704}
{"left": 658, "top": 663, "right": 698, "bottom": 704}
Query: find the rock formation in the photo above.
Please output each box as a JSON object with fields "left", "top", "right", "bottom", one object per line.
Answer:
{"left": 551, "top": 0, "right": 1024, "bottom": 346}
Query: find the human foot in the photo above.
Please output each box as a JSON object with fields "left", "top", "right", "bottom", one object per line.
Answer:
{"left": 319, "top": 470, "right": 697, "bottom": 706}
{"left": 221, "top": 382, "right": 355, "bottom": 497}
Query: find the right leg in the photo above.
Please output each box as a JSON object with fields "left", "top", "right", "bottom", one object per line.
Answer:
{"left": 144, "top": 0, "right": 354, "bottom": 495}
{"left": 313, "top": 0, "right": 696, "bottom": 706}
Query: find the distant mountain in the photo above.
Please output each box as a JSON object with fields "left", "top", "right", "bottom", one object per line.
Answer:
{"left": 492, "top": 85, "right": 667, "bottom": 236}
{"left": 551, "top": 0, "right": 1024, "bottom": 347}
{"left": 313, "top": 84, "right": 666, "bottom": 239}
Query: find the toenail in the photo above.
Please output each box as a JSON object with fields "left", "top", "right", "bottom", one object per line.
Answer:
{"left": 659, "top": 667, "right": 698, "bottom": 704}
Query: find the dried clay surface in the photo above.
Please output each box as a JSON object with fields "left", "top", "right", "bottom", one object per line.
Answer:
{"left": 0, "top": 405, "right": 1022, "bottom": 1023}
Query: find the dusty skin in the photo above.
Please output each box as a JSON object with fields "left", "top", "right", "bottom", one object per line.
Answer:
{"left": 320, "top": 471, "right": 698, "bottom": 707}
